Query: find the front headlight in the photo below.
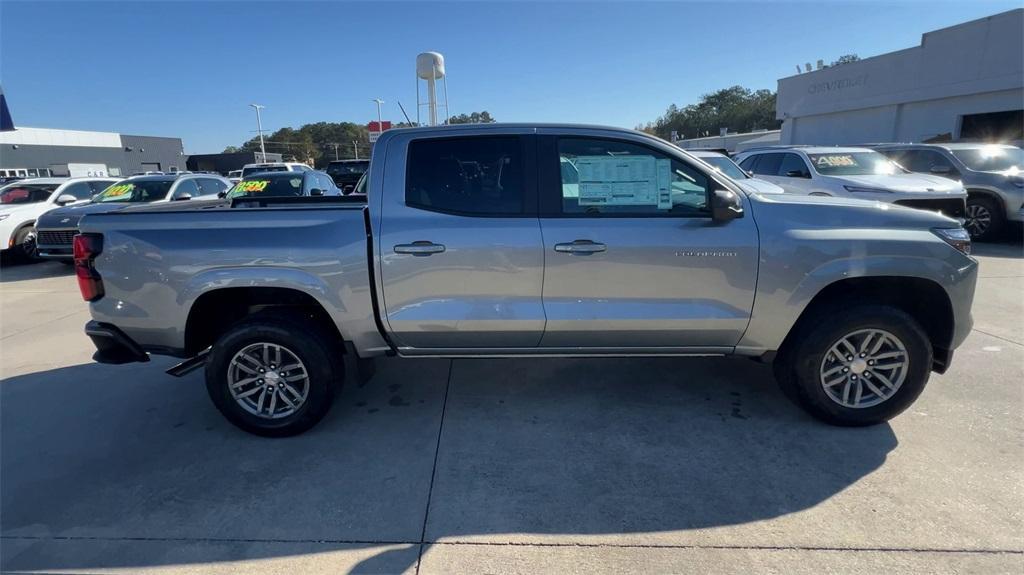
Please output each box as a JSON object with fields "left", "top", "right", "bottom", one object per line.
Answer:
{"left": 843, "top": 185, "right": 892, "bottom": 194}
{"left": 0, "top": 214, "right": 9, "bottom": 222}
{"left": 932, "top": 227, "right": 971, "bottom": 255}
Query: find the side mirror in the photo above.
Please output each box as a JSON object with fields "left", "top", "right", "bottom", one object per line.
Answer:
{"left": 217, "top": 191, "right": 228, "bottom": 199}
{"left": 56, "top": 194, "right": 78, "bottom": 205}
{"left": 745, "top": 170, "right": 754, "bottom": 177}
{"left": 174, "top": 193, "right": 192, "bottom": 201}
{"left": 310, "top": 188, "right": 324, "bottom": 196}
{"left": 930, "top": 165, "right": 952, "bottom": 174}
{"left": 711, "top": 189, "right": 744, "bottom": 222}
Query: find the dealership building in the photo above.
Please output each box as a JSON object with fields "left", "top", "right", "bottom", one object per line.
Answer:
{"left": 0, "top": 126, "right": 186, "bottom": 179}
{"left": 777, "top": 9, "right": 1023, "bottom": 146}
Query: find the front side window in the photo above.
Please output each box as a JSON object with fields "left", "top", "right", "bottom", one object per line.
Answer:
{"left": 197, "top": 178, "right": 228, "bottom": 195}
{"left": 63, "top": 182, "right": 95, "bottom": 200}
{"left": 88, "top": 181, "right": 113, "bottom": 194}
{"left": 808, "top": 151, "right": 899, "bottom": 176}
{"left": 777, "top": 153, "right": 810, "bottom": 178}
{"left": 94, "top": 180, "right": 173, "bottom": 203}
{"left": 950, "top": 146, "right": 1023, "bottom": 172}
{"left": 406, "top": 136, "right": 524, "bottom": 215}
{"left": 172, "top": 179, "right": 200, "bottom": 199}
{"left": 557, "top": 138, "right": 709, "bottom": 216}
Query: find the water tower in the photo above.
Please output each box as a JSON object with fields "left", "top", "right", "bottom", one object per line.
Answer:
{"left": 416, "top": 52, "right": 449, "bottom": 126}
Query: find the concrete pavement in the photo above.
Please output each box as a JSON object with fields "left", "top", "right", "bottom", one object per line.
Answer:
{"left": 1, "top": 241, "right": 1022, "bottom": 574}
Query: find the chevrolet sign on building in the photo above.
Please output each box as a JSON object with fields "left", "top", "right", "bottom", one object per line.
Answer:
{"left": 776, "top": 9, "right": 1023, "bottom": 146}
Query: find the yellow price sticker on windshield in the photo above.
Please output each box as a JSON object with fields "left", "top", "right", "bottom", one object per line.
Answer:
{"left": 233, "top": 180, "right": 269, "bottom": 194}
{"left": 104, "top": 184, "right": 134, "bottom": 198}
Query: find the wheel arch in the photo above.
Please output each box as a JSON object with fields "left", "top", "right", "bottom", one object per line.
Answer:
{"left": 184, "top": 286, "right": 346, "bottom": 357}
{"left": 778, "top": 276, "right": 955, "bottom": 372}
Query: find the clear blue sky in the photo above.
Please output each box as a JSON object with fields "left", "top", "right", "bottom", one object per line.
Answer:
{"left": 2, "top": 1, "right": 1020, "bottom": 153}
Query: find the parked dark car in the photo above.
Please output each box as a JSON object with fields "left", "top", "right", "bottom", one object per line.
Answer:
{"left": 224, "top": 170, "right": 341, "bottom": 200}
{"left": 325, "top": 159, "right": 369, "bottom": 193}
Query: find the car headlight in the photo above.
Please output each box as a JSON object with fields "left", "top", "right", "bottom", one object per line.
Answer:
{"left": 0, "top": 214, "right": 9, "bottom": 221}
{"left": 932, "top": 227, "right": 971, "bottom": 255}
{"left": 843, "top": 185, "right": 892, "bottom": 194}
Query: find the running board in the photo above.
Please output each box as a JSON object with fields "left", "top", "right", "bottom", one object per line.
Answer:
{"left": 166, "top": 348, "right": 210, "bottom": 377}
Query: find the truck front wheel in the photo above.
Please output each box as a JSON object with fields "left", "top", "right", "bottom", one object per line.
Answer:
{"left": 205, "top": 314, "right": 342, "bottom": 437}
{"left": 774, "top": 305, "right": 932, "bottom": 426}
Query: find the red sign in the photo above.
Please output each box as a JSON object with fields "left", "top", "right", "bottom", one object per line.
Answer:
{"left": 368, "top": 121, "right": 392, "bottom": 133}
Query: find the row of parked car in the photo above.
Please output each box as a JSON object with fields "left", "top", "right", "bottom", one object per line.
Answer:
{"left": 0, "top": 160, "right": 371, "bottom": 263}
{"left": 687, "top": 142, "right": 1022, "bottom": 241}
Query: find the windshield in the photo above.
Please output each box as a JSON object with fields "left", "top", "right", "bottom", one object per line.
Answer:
{"left": 699, "top": 155, "right": 748, "bottom": 179}
{"left": 242, "top": 165, "right": 289, "bottom": 177}
{"left": 808, "top": 152, "right": 900, "bottom": 176}
{"left": 327, "top": 161, "right": 369, "bottom": 175}
{"left": 227, "top": 175, "right": 304, "bottom": 199}
{"left": 0, "top": 183, "right": 58, "bottom": 205}
{"left": 950, "top": 146, "right": 1024, "bottom": 173}
{"left": 93, "top": 180, "right": 172, "bottom": 203}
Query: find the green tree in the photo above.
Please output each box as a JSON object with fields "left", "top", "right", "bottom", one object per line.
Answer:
{"left": 230, "top": 121, "right": 373, "bottom": 166}
{"left": 642, "top": 86, "right": 780, "bottom": 141}
{"left": 447, "top": 111, "right": 496, "bottom": 124}
{"left": 828, "top": 54, "right": 861, "bottom": 67}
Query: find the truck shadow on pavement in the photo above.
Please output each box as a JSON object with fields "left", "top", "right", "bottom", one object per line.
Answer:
{"left": 1, "top": 355, "right": 897, "bottom": 573}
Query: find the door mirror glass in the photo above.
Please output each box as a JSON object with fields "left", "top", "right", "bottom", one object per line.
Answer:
{"left": 310, "top": 188, "right": 324, "bottom": 196}
{"left": 711, "top": 189, "right": 743, "bottom": 222}
{"left": 56, "top": 194, "right": 78, "bottom": 205}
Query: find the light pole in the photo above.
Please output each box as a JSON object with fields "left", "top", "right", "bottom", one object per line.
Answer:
{"left": 249, "top": 104, "right": 266, "bottom": 162}
{"left": 371, "top": 98, "right": 384, "bottom": 137}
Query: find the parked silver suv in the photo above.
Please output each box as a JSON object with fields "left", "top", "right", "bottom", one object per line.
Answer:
{"left": 872, "top": 143, "right": 1023, "bottom": 240}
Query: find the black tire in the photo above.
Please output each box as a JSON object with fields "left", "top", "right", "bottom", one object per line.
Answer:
{"left": 205, "top": 313, "right": 343, "bottom": 437}
{"left": 774, "top": 304, "right": 932, "bottom": 426}
{"left": 13, "top": 225, "right": 40, "bottom": 263}
{"left": 965, "top": 195, "right": 1003, "bottom": 242}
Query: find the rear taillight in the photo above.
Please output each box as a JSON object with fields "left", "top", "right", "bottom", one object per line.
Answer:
{"left": 73, "top": 233, "right": 105, "bottom": 302}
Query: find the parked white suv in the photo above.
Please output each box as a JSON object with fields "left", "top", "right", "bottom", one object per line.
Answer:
{"left": 0, "top": 177, "right": 117, "bottom": 261}
{"left": 733, "top": 146, "right": 967, "bottom": 220}
{"left": 240, "top": 162, "right": 312, "bottom": 178}
{"left": 687, "top": 150, "right": 785, "bottom": 195}
{"left": 871, "top": 143, "right": 1023, "bottom": 240}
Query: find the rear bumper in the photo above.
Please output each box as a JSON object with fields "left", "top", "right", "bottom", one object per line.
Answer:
{"left": 85, "top": 321, "right": 150, "bottom": 364}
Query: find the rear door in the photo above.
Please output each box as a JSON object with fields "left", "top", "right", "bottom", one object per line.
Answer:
{"left": 377, "top": 130, "right": 544, "bottom": 350}
{"left": 537, "top": 130, "right": 759, "bottom": 349}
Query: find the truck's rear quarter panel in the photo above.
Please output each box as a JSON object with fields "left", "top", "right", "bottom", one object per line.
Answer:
{"left": 80, "top": 204, "right": 389, "bottom": 356}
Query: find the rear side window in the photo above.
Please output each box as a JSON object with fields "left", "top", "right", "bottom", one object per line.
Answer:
{"left": 406, "top": 137, "right": 524, "bottom": 215}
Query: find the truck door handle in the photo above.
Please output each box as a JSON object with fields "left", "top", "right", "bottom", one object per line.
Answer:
{"left": 554, "top": 240, "right": 606, "bottom": 254}
{"left": 394, "top": 241, "right": 446, "bottom": 256}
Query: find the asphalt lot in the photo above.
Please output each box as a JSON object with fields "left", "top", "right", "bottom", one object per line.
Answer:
{"left": 1, "top": 241, "right": 1022, "bottom": 574}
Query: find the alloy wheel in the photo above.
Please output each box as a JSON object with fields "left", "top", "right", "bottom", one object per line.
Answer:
{"left": 964, "top": 203, "right": 991, "bottom": 238}
{"left": 819, "top": 329, "right": 909, "bottom": 409}
{"left": 228, "top": 343, "right": 310, "bottom": 419}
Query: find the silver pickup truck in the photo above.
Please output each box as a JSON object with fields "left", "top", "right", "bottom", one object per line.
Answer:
{"left": 75, "top": 124, "right": 978, "bottom": 436}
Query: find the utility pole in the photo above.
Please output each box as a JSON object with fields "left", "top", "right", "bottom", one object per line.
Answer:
{"left": 353, "top": 140, "right": 359, "bottom": 160}
{"left": 331, "top": 143, "right": 339, "bottom": 160}
{"left": 249, "top": 104, "right": 266, "bottom": 161}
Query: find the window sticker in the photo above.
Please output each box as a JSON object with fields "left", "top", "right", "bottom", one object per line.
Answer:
{"left": 814, "top": 155, "right": 858, "bottom": 168}
{"left": 575, "top": 156, "right": 671, "bottom": 207}
{"left": 102, "top": 184, "right": 134, "bottom": 198}
{"left": 232, "top": 180, "right": 270, "bottom": 194}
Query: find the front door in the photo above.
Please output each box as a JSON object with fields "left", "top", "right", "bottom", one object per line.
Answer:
{"left": 537, "top": 131, "right": 759, "bottom": 349}
{"left": 377, "top": 131, "right": 544, "bottom": 350}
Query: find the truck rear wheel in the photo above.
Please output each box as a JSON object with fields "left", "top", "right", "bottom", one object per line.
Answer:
{"left": 774, "top": 305, "right": 932, "bottom": 426}
{"left": 205, "top": 314, "right": 342, "bottom": 437}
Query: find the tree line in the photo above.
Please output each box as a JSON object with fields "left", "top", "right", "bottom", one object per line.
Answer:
{"left": 223, "top": 111, "right": 496, "bottom": 167}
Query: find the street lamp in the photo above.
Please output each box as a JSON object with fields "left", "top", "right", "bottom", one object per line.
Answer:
{"left": 371, "top": 98, "right": 384, "bottom": 138}
{"left": 249, "top": 104, "right": 266, "bottom": 162}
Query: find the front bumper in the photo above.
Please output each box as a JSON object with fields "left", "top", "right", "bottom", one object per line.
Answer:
{"left": 36, "top": 228, "right": 77, "bottom": 260}
{"left": 85, "top": 321, "right": 150, "bottom": 364}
